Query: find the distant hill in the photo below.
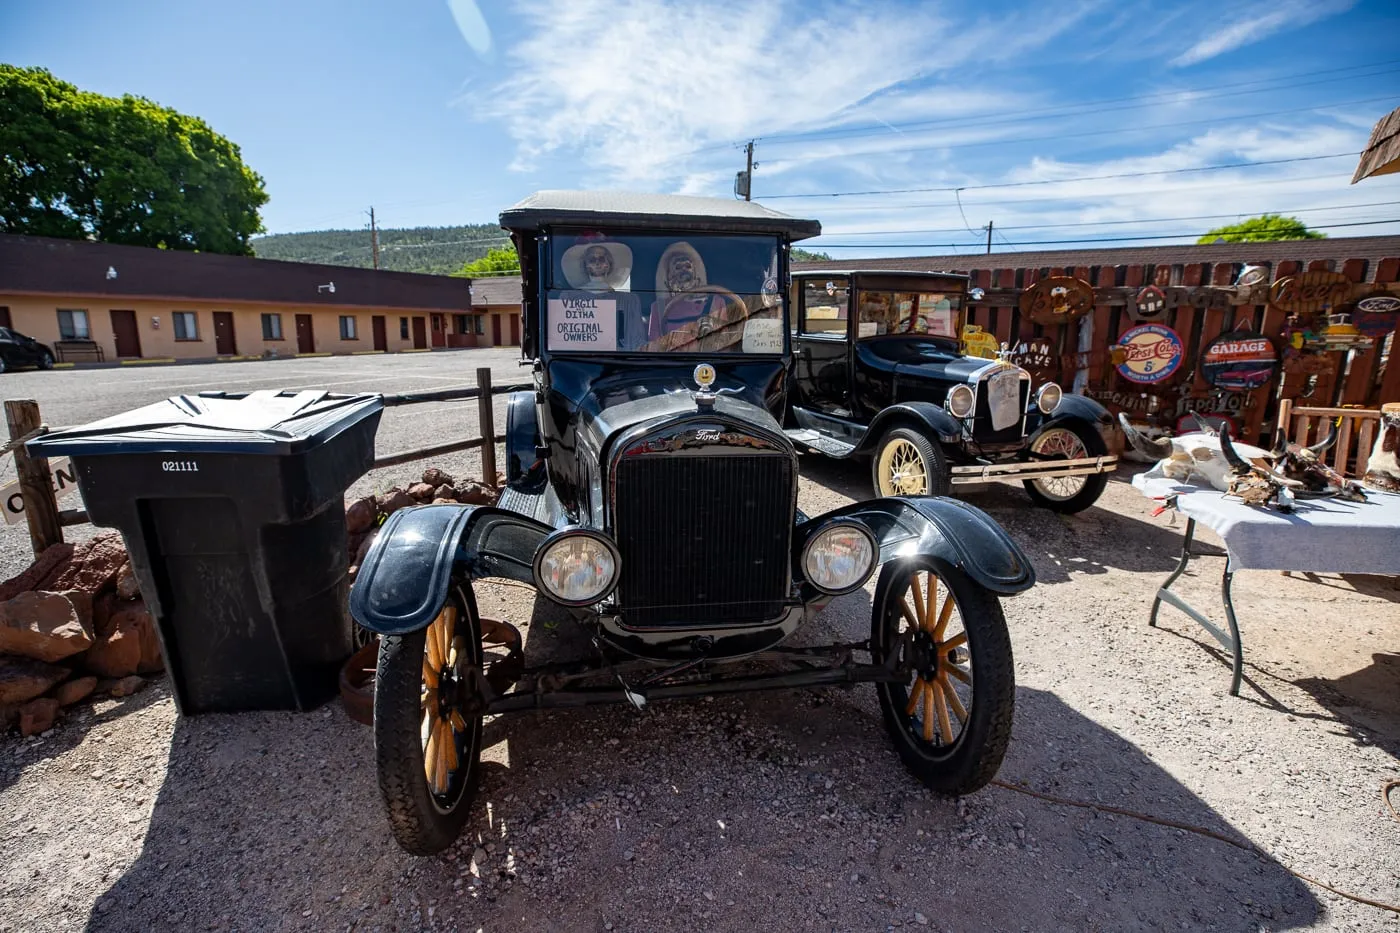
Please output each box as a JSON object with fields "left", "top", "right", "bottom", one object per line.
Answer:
{"left": 251, "top": 224, "right": 509, "bottom": 275}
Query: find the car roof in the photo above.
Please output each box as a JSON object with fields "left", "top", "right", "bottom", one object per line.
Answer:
{"left": 500, "top": 190, "right": 822, "bottom": 241}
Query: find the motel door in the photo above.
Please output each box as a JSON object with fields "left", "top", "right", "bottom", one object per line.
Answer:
{"left": 509, "top": 315, "right": 520, "bottom": 346}
{"left": 411, "top": 317, "right": 427, "bottom": 349}
{"left": 431, "top": 314, "right": 446, "bottom": 348}
{"left": 213, "top": 311, "right": 237, "bottom": 355}
{"left": 109, "top": 310, "right": 142, "bottom": 358}
{"left": 296, "top": 314, "right": 315, "bottom": 353}
{"left": 372, "top": 315, "right": 387, "bottom": 351}
{"left": 491, "top": 315, "right": 501, "bottom": 346}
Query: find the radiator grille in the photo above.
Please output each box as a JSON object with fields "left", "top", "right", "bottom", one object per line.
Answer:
{"left": 614, "top": 454, "right": 792, "bottom": 627}
{"left": 974, "top": 378, "right": 1030, "bottom": 445}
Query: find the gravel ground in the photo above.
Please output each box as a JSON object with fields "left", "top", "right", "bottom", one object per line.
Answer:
{"left": 1, "top": 352, "right": 1398, "bottom": 932}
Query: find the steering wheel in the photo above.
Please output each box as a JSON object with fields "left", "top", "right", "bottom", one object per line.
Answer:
{"left": 658, "top": 285, "right": 749, "bottom": 335}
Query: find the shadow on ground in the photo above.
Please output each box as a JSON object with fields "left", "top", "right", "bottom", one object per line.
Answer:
{"left": 86, "top": 682, "right": 1320, "bottom": 931}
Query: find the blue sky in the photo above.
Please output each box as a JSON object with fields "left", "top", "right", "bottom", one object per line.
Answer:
{"left": 4, "top": 0, "right": 1400, "bottom": 257}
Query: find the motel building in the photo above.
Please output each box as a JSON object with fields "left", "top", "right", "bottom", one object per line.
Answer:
{"left": 0, "top": 233, "right": 520, "bottom": 364}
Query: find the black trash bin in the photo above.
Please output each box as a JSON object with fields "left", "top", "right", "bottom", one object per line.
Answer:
{"left": 29, "top": 389, "right": 383, "bottom": 714}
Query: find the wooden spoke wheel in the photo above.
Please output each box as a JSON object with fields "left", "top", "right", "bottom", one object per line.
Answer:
{"left": 373, "top": 585, "right": 485, "bottom": 855}
{"left": 1022, "top": 420, "right": 1109, "bottom": 514}
{"left": 871, "top": 559, "right": 1014, "bottom": 794}
{"left": 872, "top": 427, "right": 950, "bottom": 498}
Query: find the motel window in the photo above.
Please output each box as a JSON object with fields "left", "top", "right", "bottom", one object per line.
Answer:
{"left": 454, "top": 314, "right": 469, "bottom": 333}
{"left": 261, "top": 313, "right": 283, "bottom": 340}
{"left": 57, "top": 309, "right": 90, "bottom": 340}
{"left": 475, "top": 316, "right": 485, "bottom": 335}
{"left": 340, "top": 316, "right": 357, "bottom": 340}
{"left": 400, "top": 317, "right": 409, "bottom": 339}
{"left": 173, "top": 311, "right": 199, "bottom": 341}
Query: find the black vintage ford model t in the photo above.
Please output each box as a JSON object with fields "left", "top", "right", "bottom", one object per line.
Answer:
{"left": 350, "top": 192, "right": 1036, "bottom": 855}
{"left": 788, "top": 270, "right": 1117, "bottom": 513}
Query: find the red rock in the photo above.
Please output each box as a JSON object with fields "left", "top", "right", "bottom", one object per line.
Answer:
{"left": 431, "top": 498, "right": 456, "bottom": 504}
{"left": 0, "top": 703, "right": 16, "bottom": 731}
{"left": 92, "top": 592, "right": 120, "bottom": 639}
{"left": 0, "top": 592, "right": 93, "bottom": 662}
{"left": 376, "top": 488, "right": 415, "bottom": 515}
{"left": 354, "top": 529, "right": 379, "bottom": 568}
{"left": 39, "top": 533, "right": 129, "bottom": 595}
{"left": 115, "top": 562, "right": 141, "bottom": 600}
{"left": 433, "top": 484, "right": 456, "bottom": 501}
{"left": 345, "top": 496, "right": 378, "bottom": 534}
{"left": 0, "top": 655, "right": 70, "bottom": 704}
{"left": 407, "top": 482, "right": 436, "bottom": 501}
{"left": 19, "top": 696, "right": 60, "bottom": 735}
{"left": 456, "top": 482, "right": 498, "bottom": 505}
{"left": 84, "top": 617, "right": 142, "bottom": 678}
{"left": 54, "top": 675, "right": 97, "bottom": 706}
{"left": 422, "top": 468, "right": 455, "bottom": 488}
{"left": 63, "top": 590, "right": 93, "bottom": 630}
{"left": 0, "top": 543, "right": 75, "bottom": 602}
{"left": 108, "top": 675, "right": 145, "bottom": 698}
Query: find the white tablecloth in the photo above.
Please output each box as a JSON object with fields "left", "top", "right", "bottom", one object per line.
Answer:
{"left": 1131, "top": 473, "right": 1400, "bottom": 574}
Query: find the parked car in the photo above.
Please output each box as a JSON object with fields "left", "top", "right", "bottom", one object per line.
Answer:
{"left": 787, "top": 271, "right": 1117, "bottom": 513}
{"left": 0, "top": 328, "right": 55, "bottom": 372}
{"left": 350, "top": 192, "right": 1035, "bottom": 855}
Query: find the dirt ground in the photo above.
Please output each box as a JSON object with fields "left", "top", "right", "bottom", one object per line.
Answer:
{"left": 2, "top": 434, "right": 1399, "bottom": 931}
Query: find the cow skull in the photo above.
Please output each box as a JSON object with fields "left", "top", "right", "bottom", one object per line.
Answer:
{"left": 1118, "top": 413, "right": 1271, "bottom": 492}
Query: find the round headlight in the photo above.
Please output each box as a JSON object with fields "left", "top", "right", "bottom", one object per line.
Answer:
{"left": 946, "top": 384, "right": 975, "bottom": 419}
{"left": 802, "top": 522, "right": 877, "bottom": 595}
{"left": 1037, "top": 382, "right": 1063, "bottom": 414}
{"left": 533, "top": 529, "right": 620, "bottom": 607}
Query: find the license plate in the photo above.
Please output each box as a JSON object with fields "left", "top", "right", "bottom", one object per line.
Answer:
{"left": 987, "top": 370, "right": 1021, "bottom": 431}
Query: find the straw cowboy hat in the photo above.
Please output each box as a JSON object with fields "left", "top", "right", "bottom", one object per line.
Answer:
{"left": 561, "top": 239, "right": 633, "bottom": 290}
{"left": 655, "top": 241, "right": 707, "bottom": 295}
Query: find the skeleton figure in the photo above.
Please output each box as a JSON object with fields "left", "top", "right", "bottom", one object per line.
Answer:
{"left": 1363, "top": 403, "right": 1400, "bottom": 492}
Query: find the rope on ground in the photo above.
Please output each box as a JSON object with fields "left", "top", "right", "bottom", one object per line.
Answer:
{"left": 1385, "top": 779, "right": 1400, "bottom": 824}
{"left": 990, "top": 778, "right": 1400, "bottom": 914}
{"left": 1, "top": 424, "right": 48, "bottom": 456}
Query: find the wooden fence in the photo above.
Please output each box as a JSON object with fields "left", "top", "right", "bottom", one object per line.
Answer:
{"left": 957, "top": 254, "right": 1400, "bottom": 446}
{"left": 3, "top": 367, "right": 521, "bottom": 557}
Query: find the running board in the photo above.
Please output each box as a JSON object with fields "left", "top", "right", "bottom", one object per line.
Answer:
{"left": 785, "top": 428, "right": 857, "bottom": 459}
{"left": 950, "top": 455, "right": 1118, "bottom": 484}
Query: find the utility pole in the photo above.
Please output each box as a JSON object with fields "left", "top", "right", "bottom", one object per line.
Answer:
{"left": 368, "top": 206, "right": 380, "bottom": 270}
{"left": 744, "top": 141, "right": 754, "bottom": 201}
{"left": 985, "top": 220, "right": 993, "bottom": 255}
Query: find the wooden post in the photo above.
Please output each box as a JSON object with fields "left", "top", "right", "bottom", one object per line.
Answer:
{"left": 476, "top": 367, "right": 497, "bottom": 486}
{"left": 5, "top": 399, "right": 63, "bottom": 556}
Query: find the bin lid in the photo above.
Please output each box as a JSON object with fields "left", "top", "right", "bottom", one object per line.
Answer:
{"left": 28, "top": 390, "right": 384, "bottom": 456}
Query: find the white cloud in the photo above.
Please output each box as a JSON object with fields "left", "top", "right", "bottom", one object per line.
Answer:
{"left": 1169, "top": 0, "right": 1356, "bottom": 68}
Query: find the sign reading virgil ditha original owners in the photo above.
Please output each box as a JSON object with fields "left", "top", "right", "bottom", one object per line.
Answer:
{"left": 547, "top": 296, "right": 617, "bottom": 351}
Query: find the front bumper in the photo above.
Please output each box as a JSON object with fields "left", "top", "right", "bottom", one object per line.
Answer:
{"left": 950, "top": 455, "right": 1118, "bottom": 485}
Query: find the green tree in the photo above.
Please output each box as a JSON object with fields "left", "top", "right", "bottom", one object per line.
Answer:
{"left": 1197, "top": 214, "right": 1325, "bottom": 244}
{"left": 457, "top": 246, "right": 521, "bottom": 277}
{"left": 0, "top": 65, "right": 268, "bottom": 254}
{"left": 791, "top": 247, "right": 832, "bottom": 261}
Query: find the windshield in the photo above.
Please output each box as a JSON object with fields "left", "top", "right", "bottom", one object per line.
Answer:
{"left": 857, "top": 288, "right": 964, "bottom": 340}
{"left": 545, "top": 231, "right": 783, "bottom": 354}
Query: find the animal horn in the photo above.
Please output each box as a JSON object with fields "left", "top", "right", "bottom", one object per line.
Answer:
{"left": 1308, "top": 420, "right": 1337, "bottom": 455}
{"left": 1218, "top": 424, "right": 1252, "bottom": 475}
{"left": 1187, "top": 412, "right": 1217, "bottom": 436}
{"left": 1118, "top": 412, "right": 1171, "bottom": 459}
{"left": 1271, "top": 429, "right": 1288, "bottom": 459}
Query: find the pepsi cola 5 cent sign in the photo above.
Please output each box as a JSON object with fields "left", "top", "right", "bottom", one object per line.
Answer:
{"left": 1115, "top": 324, "right": 1184, "bottom": 384}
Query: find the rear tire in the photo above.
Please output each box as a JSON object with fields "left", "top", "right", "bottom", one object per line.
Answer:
{"left": 871, "top": 427, "right": 950, "bottom": 498}
{"left": 374, "top": 585, "right": 484, "bottom": 855}
{"left": 871, "top": 558, "right": 1014, "bottom": 794}
{"left": 38, "top": 351, "right": 54, "bottom": 370}
{"left": 1022, "top": 420, "right": 1109, "bottom": 513}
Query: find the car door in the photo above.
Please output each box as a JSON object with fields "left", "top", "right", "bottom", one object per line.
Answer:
{"left": 0, "top": 329, "right": 17, "bottom": 368}
{"left": 792, "top": 277, "right": 852, "bottom": 416}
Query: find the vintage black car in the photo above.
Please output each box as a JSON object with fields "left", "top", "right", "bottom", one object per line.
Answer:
{"left": 0, "top": 328, "right": 56, "bottom": 373}
{"left": 788, "top": 271, "right": 1117, "bottom": 513}
{"left": 350, "top": 192, "right": 1036, "bottom": 855}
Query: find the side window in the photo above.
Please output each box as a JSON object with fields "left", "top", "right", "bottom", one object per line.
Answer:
{"left": 800, "top": 280, "right": 848, "bottom": 336}
{"left": 399, "top": 317, "right": 409, "bottom": 339}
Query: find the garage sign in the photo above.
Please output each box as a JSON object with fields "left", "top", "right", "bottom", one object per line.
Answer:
{"left": 1, "top": 457, "right": 79, "bottom": 525}
{"left": 1200, "top": 327, "right": 1279, "bottom": 391}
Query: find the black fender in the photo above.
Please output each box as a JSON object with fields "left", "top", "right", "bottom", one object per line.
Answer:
{"left": 506, "top": 390, "right": 548, "bottom": 494}
{"left": 349, "top": 504, "right": 552, "bottom": 635}
{"left": 1025, "top": 393, "right": 1111, "bottom": 436}
{"left": 854, "top": 402, "right": 963, "bottom": 454}
{"left": 795, "top": 495, "right": 1034, "bottom": 596}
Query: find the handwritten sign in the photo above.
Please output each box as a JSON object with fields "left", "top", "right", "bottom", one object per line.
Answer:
{"left": 547, "top": 296, "right": 616, "bottom": 351}
{"left": 1, "top": 457, "right": 78, "bottom": 525}
{"left": 741, "top": 317, "right": 784, "bottom": 353}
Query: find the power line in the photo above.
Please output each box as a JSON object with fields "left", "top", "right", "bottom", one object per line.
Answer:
{"left": 814, "top": 217, "right": 1400, "bottom": 249}
{"left": 763, "top": 152, "right": 1359, "bottom": 199}
{"left": 818, "top": 200, "right": 1400, "bottom": 237}
{"left": 744, "top": 60, "right": 1400, "bottom": 149}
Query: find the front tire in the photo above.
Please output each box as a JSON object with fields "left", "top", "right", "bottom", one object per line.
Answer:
{"left": 871, "top": 427, "right": 950, "bottom": 498}
{"left": 1022, "top": 420, "right": 1109, "bottom": 513}
{"left": 871, "top": 558, "right": 1014, "bottom": 794}
{"left": 38, "top": 351, "right": 54, "bottom": 370}
{"left": 374, "top": 585, "right": 484, "bottom": 855}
